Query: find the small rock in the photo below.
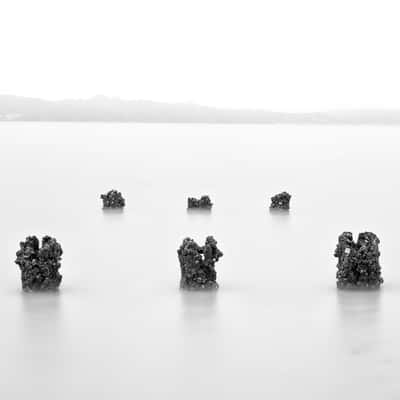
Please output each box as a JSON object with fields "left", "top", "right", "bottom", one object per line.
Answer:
{"left": 187, "top": 195, "right": 213, "bottom": 209}
{"left": 101, "top": 189, "right": 125, "bottom": 208}
{"left": 270, "top": 192, "right": 291, "bottom": 210}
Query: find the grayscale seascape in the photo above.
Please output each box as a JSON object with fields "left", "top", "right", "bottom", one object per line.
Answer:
{"left": 0, "top": 122, "right": 399, "bottom": 398}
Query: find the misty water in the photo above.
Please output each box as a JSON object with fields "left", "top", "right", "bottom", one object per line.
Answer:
{"left": 0, "top": 122, "right": 399, "bottom": 398}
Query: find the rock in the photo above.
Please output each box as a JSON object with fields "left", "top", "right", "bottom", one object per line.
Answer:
{"left": 101, "top": 189, "right": 125, "bottom": 208}
{"left": 335, "top": 231, "right": 383, "bottom": 289}
{"left": 178, "top": 236, "right": 223, "bottom": 290}
{"left": 15, "top": 236, "right": 63, "bottom": 291}
{"left": 270, "top": 191, "right": 291, "bottom": 210}
{"left": 187, "top": 195, "right": 213, "bottom": 209}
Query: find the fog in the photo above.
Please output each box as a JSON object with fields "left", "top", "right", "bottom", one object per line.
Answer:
{"left": 0, "top": 123, "right": 399, "bottom": 398}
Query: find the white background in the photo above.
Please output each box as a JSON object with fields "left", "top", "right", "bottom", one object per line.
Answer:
{"left": 1, "top": 0, "right": 400, "bottom": 110}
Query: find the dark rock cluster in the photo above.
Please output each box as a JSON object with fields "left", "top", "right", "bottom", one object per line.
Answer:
{"left": 101, "top": 189, "right": 125, "bottom": 208}
{"left": 335, "top": 232, "right": 383, "bottom": 289}
{"left": 187, "top": 195, "right": 213, "bottom": 209}
{"left": 270, "top": 191, "right": 291, "bottom": 210}
{"left": 178, "top": 236, "right": 223, "bottom": 290}
{"left": 15, "top": 236, "right": 63, "bottom": 291}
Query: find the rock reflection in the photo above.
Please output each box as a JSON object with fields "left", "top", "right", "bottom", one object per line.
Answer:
{"left": 186, "top": 208, "right": 212, "bottom": 217}
{"left": 102, "top": 208, "right": 126, "bottom": 226}
{"left": 19, "top": 291, "right": 65, "bottom": 355}
{"left": 180, "top": 290, "right": 218, "bottom": 329}
{"left": 102, "top": 208, "right": 125, "bottom": 216}
{"left": 269, "top": 208, "right": 290, "bottom": 216}
{"left": 336, "top": 289, "right": 382, "bottom": 355}
{"left": 268, "top": 208, "right": 291, "bottom": 228}
{"left": 180, "top": 290, "right": 221, "bottom": 363}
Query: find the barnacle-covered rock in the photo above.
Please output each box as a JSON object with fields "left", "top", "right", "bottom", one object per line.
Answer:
{"left": 270, "top": 192, "right": 291, "bottom": 210}
{"left": 15, "top": 236, "right": 63, "bottom": 291}
{"left": 178, "top": 236, "right": 223, "bottom": 290}
{"left": 101, "top": 189, "right": 125, "bottom": 208}
{"left": 335, "top": 231, "right": 383, "bottom": 289}
{"left": 187, "top": 195, "right": 213, "bottom": 209}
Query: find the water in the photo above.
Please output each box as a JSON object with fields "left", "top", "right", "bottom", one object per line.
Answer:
{"left": 0, "top": 122, "right": 399, "bottom": 398}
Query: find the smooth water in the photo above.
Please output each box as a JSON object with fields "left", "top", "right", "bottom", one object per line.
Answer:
{"left": 0, "top": 123, "right": 399, "bottom": 399}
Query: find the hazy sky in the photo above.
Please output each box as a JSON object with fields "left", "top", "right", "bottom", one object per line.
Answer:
{"left": 1, "top": 0, "right": 400, "bottom": 111}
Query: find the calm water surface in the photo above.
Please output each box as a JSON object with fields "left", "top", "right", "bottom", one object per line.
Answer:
{"left": 0, "top": 123, "right": 399, "bottom": 399}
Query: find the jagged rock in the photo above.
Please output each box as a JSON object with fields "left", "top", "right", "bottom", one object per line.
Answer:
{"left": 101, "top": 189, "right": 125, "bottom": 208}
{"left": 335, "top": 231, "right": 383, "bottom": 289}
{"left": 178, "top": 236, "right": 223, "bottom": 290}
{"left": 15, "top": 236, "right": 63, "bottom": 291}
{"left": 270, "top": 191, "right": 291, "bottom": 210}
{"left": 187, "top": 195, "right": 213, "bottom": 209}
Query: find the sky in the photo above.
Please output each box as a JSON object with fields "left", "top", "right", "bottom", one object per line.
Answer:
{"left": 1, "top": 0, "right": 400, "bottom": 111}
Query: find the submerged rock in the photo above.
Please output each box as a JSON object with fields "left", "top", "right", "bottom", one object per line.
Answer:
{"left": 15, "top": 236, "right": 63, "bottom": 291}
{"left": 335, "top": 231, "right": 383, "bottom": 289}
{"left": 101, "top": 189, "right": 125, "bottom": 208}
{"left": 178, "top": 236, "right": 223, "bottom": 290}
{"left": 187, "top": 195, "right": 213, "bottom": 209}
{"left": 270, "top": 191, "right": 291, "bottom": 210}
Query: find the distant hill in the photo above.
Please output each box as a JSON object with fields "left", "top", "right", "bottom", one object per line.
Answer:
{"left": 1, "top": 95, "right": 400, "bottom": 124}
